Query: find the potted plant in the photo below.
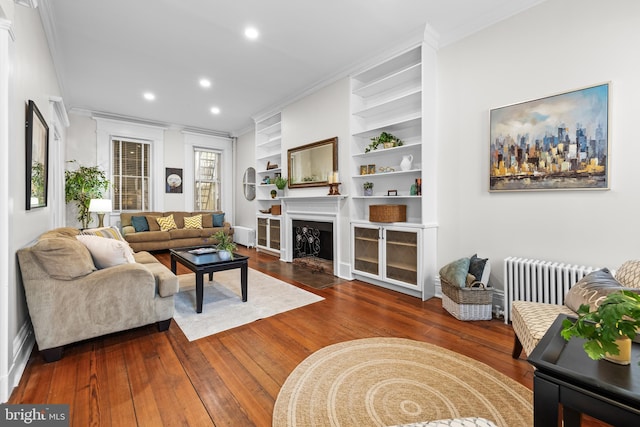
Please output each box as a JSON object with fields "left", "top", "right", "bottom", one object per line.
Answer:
{"left": 64, "top": 160, "right": 110, "bottom": 228}
{"left": 274, "top": 175, "right": 288, "bottom": 196}
{"left": 363, "top": 182, "right": 374, "bottom": 196}
{"left": 212, "top": 230, "right": 237, "bottom": 260}
{"left": 365, "top": 132, "right": 403, "bottom": 153}
{"left": 561, "top": 290, "right": 640, "bottom": 364}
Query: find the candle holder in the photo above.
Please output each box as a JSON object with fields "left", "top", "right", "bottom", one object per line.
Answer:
{"left": 327, "top": 182, "right": 341, "bottom": 196}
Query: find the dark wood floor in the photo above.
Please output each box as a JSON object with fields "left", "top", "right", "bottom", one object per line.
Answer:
{"left": 9, "top": 246, "right": 609, "bottom": 426}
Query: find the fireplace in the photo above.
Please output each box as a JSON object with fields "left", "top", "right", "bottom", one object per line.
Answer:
{"left": 292, "top": 220, "right": 333, "bottom": 261}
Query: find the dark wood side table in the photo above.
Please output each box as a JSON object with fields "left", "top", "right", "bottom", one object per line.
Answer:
{"left": 170, "top": 246, "right": 249, "bottom": 313}
{"left": 528, "top": 315, "right": 640, "bottom": 427}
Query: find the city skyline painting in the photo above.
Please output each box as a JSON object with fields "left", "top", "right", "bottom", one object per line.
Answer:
{"left": 489, "top": 82, "right": 609, "bottom": 191}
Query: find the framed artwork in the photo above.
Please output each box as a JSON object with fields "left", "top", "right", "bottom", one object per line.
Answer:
{"left": 360, "top": 165, "right": 368, "bottom": 175}
{"left": 165, "top": 167, "right": 183, "bottom": 193}
{"left": 367, "top": 164, "right": 376, "bottom": 175}
{"left": 490, "top": 82, "right": 609, "bottom": 191}
{"left": 26, "top": 100, "right": 49, "bottom": 209}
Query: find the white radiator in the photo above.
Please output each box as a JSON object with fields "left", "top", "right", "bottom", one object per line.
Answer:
{"left": 233, "top": 226, "right": 255, "bottom": 248}
{"left": 503, "top": 257, "right": 598, "bottom": 324}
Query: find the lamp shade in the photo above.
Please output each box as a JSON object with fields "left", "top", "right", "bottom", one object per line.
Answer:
{"left": 88, "top": 199, "right": 112, "bottom": 213}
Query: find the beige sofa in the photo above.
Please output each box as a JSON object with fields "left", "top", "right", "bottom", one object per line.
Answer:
{"left": 120, "top": 211, "right": 233, "bottom": 252}
{"left": 17, "top": 227, "right": 178, "bottom": 362}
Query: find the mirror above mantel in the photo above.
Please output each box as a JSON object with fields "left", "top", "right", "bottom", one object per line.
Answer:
{"left": 287, "top": 137, "right": 338, "bottom": 188}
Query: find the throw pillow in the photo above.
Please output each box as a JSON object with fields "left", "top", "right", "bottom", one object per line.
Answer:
{"left": 183, "top": 214, "right": 203, "bottom": 229}
{"left": 131, "top": 216, "right": 150, "bottom": 232}
{"left": 213, "top": 213, "right": 225, "bottom": 227}
{"left": 615, "top": 260, "right": 640, "bottom": 289}
{"left": 439, "top": 257, "right": 470, "bottom": 288}
{"left": 76, "top": 235, "right": 135, "bottom": 269}
{"left": 468, "top": 254, "right": 488, "bottom": 283}
{"left": 156, "top": 214, "right": 177, "bottom": 232}
{"left": 82, "top": 226, "right": 127, "bottom": 242}
{"left": 201, "top": 213, "right": 213, "bottom": 228}
{"left": 564, "top": 268, "right": 629, "bottom": 312}
{"left": 31, "top": 237, "right": 96, "bottom": 280}
{"left": 146, "top": 215, "right": 161, "bottom": 231}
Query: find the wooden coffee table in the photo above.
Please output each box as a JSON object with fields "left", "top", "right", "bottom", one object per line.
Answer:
{"left": 170, "top": 246, "right": 249, "bottom": 313}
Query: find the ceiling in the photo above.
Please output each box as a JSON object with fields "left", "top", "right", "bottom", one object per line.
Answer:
{"left": 38, "top": 0, "right": 545, "bottom": 136}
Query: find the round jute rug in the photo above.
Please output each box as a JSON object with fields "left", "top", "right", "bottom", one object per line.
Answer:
{"left": 272, "top": 337, "right": 532, "bottom": 427}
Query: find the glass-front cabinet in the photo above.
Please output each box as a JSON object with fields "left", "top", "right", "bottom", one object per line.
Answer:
{"left": 257, "top": 216, "right": 280, "bottom": 253}
{"left": 351, "top": 222, "right": 421, "bottom": 292}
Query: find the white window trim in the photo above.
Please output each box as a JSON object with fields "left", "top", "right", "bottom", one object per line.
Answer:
{"left": 183, "top": 132, "right": 233, "bottom": 221}
{"left": 95, "top": 118, "right": 165, "bottom": 222}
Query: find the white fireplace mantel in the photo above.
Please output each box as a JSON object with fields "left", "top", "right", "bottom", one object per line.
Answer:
{"left": 280, "top": 195, "right": 349, "bottom": 278}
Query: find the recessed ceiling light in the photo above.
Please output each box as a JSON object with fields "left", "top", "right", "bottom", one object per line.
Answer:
{"left": 143, "top": 92, "right": 155, "bottom": 101}
{"left": 199, "top": 78, "right": 211, "bottom": 88}
{"left": 210, "top": 107, "right": 221, "bottom": 115}
{"left": 244, "top": 27, "right": 259, "bottom": 40}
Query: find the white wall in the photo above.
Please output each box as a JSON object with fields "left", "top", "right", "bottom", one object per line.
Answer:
{"left": 2, "top": 4, "right": 62, "bottom": 402}
{"left": 437, "top": 0, "right": 640, "bottom": 290}
{"left": 235, "top": 128, "right": 256, "bottom": 229}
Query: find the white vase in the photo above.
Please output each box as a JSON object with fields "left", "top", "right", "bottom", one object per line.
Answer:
{"left": 400, "top": 154, "right": 413, "bottom": 171}
{"left": 218, "top": 250, "right": 232, "bottom": 261}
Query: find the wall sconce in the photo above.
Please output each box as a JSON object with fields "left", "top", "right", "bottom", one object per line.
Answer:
{"left": 88, "top": 199, "right": 112, "bottom": 228}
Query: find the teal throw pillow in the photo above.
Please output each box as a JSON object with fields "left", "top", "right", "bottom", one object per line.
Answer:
{"left": 213, "top": 213, "right": 225, "bottom": 227}
{"left": 131, "top": 216, "right": 150, "bottom": 232}
{"left": 439, "top": 257, "right": 471, "bottom": 288}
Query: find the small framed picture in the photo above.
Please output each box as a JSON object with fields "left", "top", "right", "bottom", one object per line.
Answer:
{"left": 360, "top": 165, "right": 368, "bottom": 175}
{"left": 387, "top": 190, "right": 398, "bottom": 196}
{"left": 367, "top": 164, "right": 376, "bottom": 174}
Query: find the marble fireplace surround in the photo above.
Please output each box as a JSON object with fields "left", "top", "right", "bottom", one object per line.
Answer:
{"left": 280, "top": 195, "right": 349, "bottom": 279}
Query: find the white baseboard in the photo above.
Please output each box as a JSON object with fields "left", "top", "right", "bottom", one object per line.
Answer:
{"left": 1, "top": 321, "right": 34, "bottom": 403}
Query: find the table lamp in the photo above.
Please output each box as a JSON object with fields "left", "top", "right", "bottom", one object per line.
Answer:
{"left": 88, "top": 199, "right": 112, "bottom": 228}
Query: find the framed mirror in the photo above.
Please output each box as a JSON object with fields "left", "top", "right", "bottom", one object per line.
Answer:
{"left": 288, "top": 137, "right": 338, "bottom": 188}
{"left": 26, "top": 100, "right": 49, "bottom": 210}
{"left": 243, "top": 167, "right": 256, "bottom": 201}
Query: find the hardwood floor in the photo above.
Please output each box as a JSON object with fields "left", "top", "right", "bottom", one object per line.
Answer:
{"left": 9, "top": 246, "right": 609, "bottom": 426}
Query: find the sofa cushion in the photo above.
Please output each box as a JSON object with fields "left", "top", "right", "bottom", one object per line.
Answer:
{"left": 32, "top": 237, "right": 96, "bottom": 280}
{"left": 439, "top": 257, "right": 471, "bottom": 288}
{"left": 615, "top": 260, "right": 640, "bottom": 288}
{"left": 146, "top": 215, "right": 161, "bottom": 231}
{"left": 184, "top": 214, "right": 203, "bottom": 229}
{"left": 201, "top": 213, "right": 213, "bottom": 228}
{"left": 168, "top": 211, "right": 187, "bottom": 229}
{"left": 76, "top": 235, "right": 136, "bottom": 269}
{"left": 124, "top": 230, "right": 170, "bottom": 243}
{"left": 131, "top": 216, "right": 150, "bottom": 232}
{"left": 169, "top": 228, "right": 203, "bottom": 239}
{"left": 213, "top": 213, "right": 225, "bottom": 227}
{"left": 40, "top": 227, "right": 80, "bottom": 239}
{"left": 141, "top": 262, "right": 179, "bottom": 297}
{"left": 156, "top": 214, "right": 177, "bottom": 231}
{"left": 564, "top": 268, "right": 627, "bottom": 312}
{"left": 133, "top": 251, "right": 160, "bottom": 264}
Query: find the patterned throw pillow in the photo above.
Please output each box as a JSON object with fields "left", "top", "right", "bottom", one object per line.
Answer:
{"left": 156, "top": 214, "right": 177, "bottom": 231}
{"left": 131, "top": 216, "right": 149, "bottom": 232}
{"left": 82, "top": 226, "right": 127, "bottom": 241}
{"left": 615, "top": 260, "right": 640, "bottom": 288}
{"left": 564, "top": 268, "right": 628, "bottom": 312}
{"left": 183, "top": 214, "right": 203, "bottom": 229}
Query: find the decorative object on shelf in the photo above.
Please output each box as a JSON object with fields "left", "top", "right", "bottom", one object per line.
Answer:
{"left": 367, "top": 164, "right": 376, "bottom": 174}
{"left": 363, "top": 182, "right": 373, "bottom": 196}
{"left": 561, "top": 289, "right": 640, "bottom": 365}
{"left": 26, "top": 100, "right": 49, "bottom": 210}
{"left": 270, "top": 189, "right": 277, "bottom": 199}
{"left": 274, "top": 175, "right": 288, "bottom": 197}
{"left": 165, "top": 167, "right": 183, "bottom": 193}
{"left": 64, "top": 160, "right": 110, "bottom": 229}
{"left": 369, "top": 204, "right": 407, "bottom": 223}
{"left": 387, "top": 190, "right": 397, "bottom": 196}
{"left": 266, "top": 161, "right": 279, "bottom": 170}
{"left": 490, "top": 82, "right": 609, "bottom": 192}
{"left": 262, "top": 176, "right": 271, "bottom": 184}
{"left": 378, "top": 166, "right": 395, "bottom": 173}
{"left": 365, "top": 131, "right": 404, "bottom": 153}
{"left": 327, "top": 171, "right": 340, "bottom": 184}
{"left": 213, "top": 230, "right": 237, "bottom": 260}
{"left": 327, "top": 182, "right": 341, "bottom": 196}
{"left": 271, "top": 205, "right": 282, "bottom": 215}
{"left": 416, "top": 178, "right": 422, "bottom": 196}
{"left": 360, "top": 165, "right": 368, "bottom": 175}
{"left": 259, "top": 209, "right": 271, "bottom": 214}
{"left": 410, "top": 182, "right": 418, "bottom": 195}
{"left": 88, "top": 199, "right": 112, "bottom": 228}
{"left": 400, "top": 154, "right": 413, "bottom": 171}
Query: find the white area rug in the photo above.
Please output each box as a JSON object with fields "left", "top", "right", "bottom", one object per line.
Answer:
{"left": 173, "top": 268, "right": 324, "bottom": 341}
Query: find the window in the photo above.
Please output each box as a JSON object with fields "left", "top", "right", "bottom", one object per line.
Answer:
{"left": 112, "top": 139, "right": 151, "bottom": 211}
{"left": 194, "top": 148, "right": 221, "bottom": 211}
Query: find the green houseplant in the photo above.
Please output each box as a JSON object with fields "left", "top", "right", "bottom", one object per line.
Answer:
{"left": 213, "top": 230, "right": 236, "bottom": 260}
{"left": 363, "top": 181, "right": 373, "bottom": 196}
{"left": 365, "top": 132, "right": 403, "bottom": 153}
{"left": 274, "top": 175, "right": 288, "bottom": 190}
{"left": 64, "top": 160, "right": 110, "bottom": 228}
{"left": 561, "top": 290, "right": 640, "bottom": 364}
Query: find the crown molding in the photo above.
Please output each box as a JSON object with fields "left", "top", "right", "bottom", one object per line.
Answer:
{"left": 14, "top": 0, "right": 37, "bottom": 8}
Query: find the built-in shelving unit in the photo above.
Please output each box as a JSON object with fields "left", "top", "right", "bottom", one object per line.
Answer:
{"left": 255, "top": 112, "right": 283, "bottom": 255}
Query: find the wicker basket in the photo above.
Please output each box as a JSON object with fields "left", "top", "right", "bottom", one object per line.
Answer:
{"left": 369, "top": 204, "right": 406, "bottom": 223}
{"left": 441, "top": 279, "right": 493, "bottom": 321}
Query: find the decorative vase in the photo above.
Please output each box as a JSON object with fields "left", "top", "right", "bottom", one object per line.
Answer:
{"left": 383, "top": 142, "right": 394, "bottom": 149}
{"left": 270, "top": 189, "right": 277, "bottom": 199}
{"left": 400, "top": 154, "right": 413, "bottom": 171}
{"left": 364, "top": 188, "right": 373, "bottom": 196}
{"left": 218, "top": 250, "right": 232, "bottom": 261}
{"left": 604, "top": 337, "right": 632, "bottom": 365}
